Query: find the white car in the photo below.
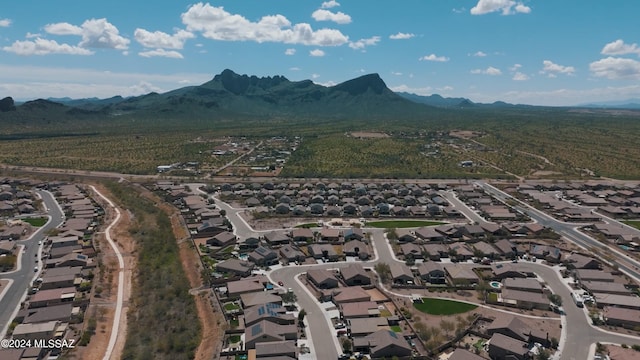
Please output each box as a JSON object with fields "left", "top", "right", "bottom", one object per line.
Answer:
{"left": 33, "top": 266, "right": 38, "bottom": 272}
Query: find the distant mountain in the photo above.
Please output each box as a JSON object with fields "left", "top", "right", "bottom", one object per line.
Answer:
{"left": 48, "top": 96, "right": 126, "bottom": 109}
{"left": 96, "top": 69, "right": 434, "bottom": 120}
{"left": 397, "top": 92, "right": 475, "bottom": 108}
{"left": 578, "top": 99, "right": 640, "bottom": 109}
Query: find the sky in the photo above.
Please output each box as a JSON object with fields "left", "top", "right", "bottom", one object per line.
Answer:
{"left": 1, "top": 0, "right": 640, "bottom": 106}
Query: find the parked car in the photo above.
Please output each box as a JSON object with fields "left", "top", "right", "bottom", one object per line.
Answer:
{"left": 278, "top": 281, "right": 284, "bottom": 286}
{"left": 334, "top": 323, "right": 346, "bottom": 329}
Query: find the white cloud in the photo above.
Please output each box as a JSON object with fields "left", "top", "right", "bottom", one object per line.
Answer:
{"left": 452, "top": 8, "right": 466, "bottom": 14}
{"left": 44, "top": 18, "right": 130, "bottom": 50}
{"left": 509, "top": 63, "right": 522, "bottom": 71}
{"left": 312, "top": 9, "right": 351, "bottom": 24}
{"left": 471, "top": 66, "right": 502, "bottom": 75}
{"left": 590, "top": 57, "right": 640, "bottom": 80}
{"left": 3, "top": 38, "right": 94, "bottom": 56}
{"left": 439, "top": 86, "right": 454, "bottom": 92}
{"left": 389, "top": 84, "right": 432, "bottom": 95}
{"left": 44, "top": 22, "right": 83, "bottom": 35}
{"left": 0, "top": 18, "right": 12, "bottom": 27}
{"left": 289, "top": 67, "right": 301, "bottom": 71}
{"left": 321, "top": 1, "right": 340, "bottom": 9}
{"left": 391, "top": 71, "right": 402, "bottom": 76}
{"left": 494, "top": 85, "right": 640, "bottom": 106}
{"left": 134, "top": 29, "right": 194, "bottom": 49}
{"left": 349, "top": 36, "right": 380, "bottom": 50}
{"left": 471, "top": 51, "right": 487, "bottom": 57}
{"left": 540, "top": 60, "right": 575, "bottom": 77}
{"left": 419, "top": 54, "right": 449, "bottom": 62}
{"left": 181, "top": 3, "right": 349, "bottom": 46}
{"left": 512, "top": 72, "right": 529, "bottom": 81}
{"left": 389, "top": 32, "right": 415, "bottom": 40}
{"left": 310, "top": 49, "right": 325, "bottom": 57}
{"left": 311, "top": 73, "right": 320, "bottom": 79}
{"left": 25, "top": 32, "right": 40, "bottom": 39}
{"left": 601, "top": 39, "right": 640, "bottom": 56}
{"left": 138, "top": 48, "right": 184, "bottom": 59}
{"left": 470, "top": 0, "right": 531, "bottom": 15}
{"left": 285, "top": 48, "right": 296, "bottom": 55}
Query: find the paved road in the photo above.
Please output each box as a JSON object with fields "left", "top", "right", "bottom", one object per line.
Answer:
{"left": 0, "top": 190, "right": 65, "bottom": 338}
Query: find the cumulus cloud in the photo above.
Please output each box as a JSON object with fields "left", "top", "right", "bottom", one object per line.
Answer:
{"left": 285, "top": 48, "right": 296, "bottom": 55}
{"left": 44, "top": 18, "right": 130, "bottom": 50}
{"left": 349, "top": 36, "right": 380, "bottom": 50}
{"left": 470, "top": 0, "right": 531, "bottom": 15}
{"left": 389, "top": 84, "right": 433, "bottom": 95}
{"left": 0, "top": 18, "right": 12, "bottom": 27}
{"left": 419, "top": 54, "right": 449, "bottom": 62}
{"left": 3, "top": 38, "right": 94, "bottom": 56}
{"left": 391, "top": 71, "right": 402, "bottom": 76}
{"left": 309, "top": 49, "right": 325, "bottom": 57}
{"left": 471, "top": 51, "right": 487, "bottom": 57}
{"left": 540, "top": 60, "right": 575, "bottom": 77}
{"left": 138, "top": 48, "right": 184, "bottom": 59}
{"left": 510, "top": 63, "right": 522, "bottom": 71}
{"left": 512, "top": 72, "right": 529, "bottom": 81}
{"left": 389, "top": 32, "right": 414, "bottom": 40}
{"left": 44, "top": 22, "right": 83, "bottom": 35}
{"left": 321, "top": 1, "right": 340, "bottom": 8}
{"left": 181, "top": 3, "right": 349, "bottom": 46}
{"left": 312, "top": 9, "right": 351, "bottom": 24}
{"left": 601, "top": 39, "right": 640, "bottom": 56}
{"left": 134, "top": 29, "right": 194, "bottom": 49}
{"left": 590, "top": 57, "right": 640, "bottom": 80}
{"left": 471, "top": 66, "right": 502, "bottom": 75}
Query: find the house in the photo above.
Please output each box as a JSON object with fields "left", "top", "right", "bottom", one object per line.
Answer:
{"left": 23, "top": 303, "right": 75, "bottom": 324}
{"left": 582, "top": 281, "right": 631, "bottom": 295}
{"left": 400, "top": 242, "right": 423, "bottom": 259}
{"left": 448, "top": 242, "right": 474, "bottom": 261}
{"left": 207, "top": 231, "right": 236, "bottom": 247}
{"left": 448, "top": 348, "right": 485, "bottom": 360}
{"left": 307, "top": 244, "right": 339, "bottom": 261}
{"left": 255, "top": 340, "right": 297, "bottom": 359}
{"left": 487, "top": 333, "right": 530, "bottom": 360}
{"left": 344, "top": 228, "right": 364, "bottom": 241}
{"left": 40, "top": 272, "right": 77, "bottom": 290}
{"left": 249, "top": 246, "right": 279, "bottom": 266}
{"left": 226, "top": 277, "right": 267, "bottom": 297}
{"left": 307, "top": 269, "right": 339, "bottom": 289}
{"left": 319, "top": 228, "right": 341, "bottom": 242}
{"left": 195, "top": 219, "right": 226, "bottom": 238}
{"left": 396, "top": 229, "right": 416, "bottom": 243}
{"left": 244, "top": 303, "right": 294, "bottom": 327}
{"left": 491, "top": 263, "right": 529, "bottom": 280}
{"left": 279, "top": 244, "right": 306, "bottom": 263}
{"left": 501, "top": 289, "right": 550, "bottom": 310}
{"left": 472, "top": 241, "right": 500, "bottom": 258}
{"left": 487, "top": 316, "right": 549, "bottom": 346}
{"left": 28, "top": 287, "right": 76, "bottom": 308}
{"left": 415, "top": 226, "right": 446, "bottom": 242}
{"left": 0, "top": 240, "right": 15, "bottom": 255}
{"left": 263, "top": 231, "right": 290, "bottom": 246}
{"left": 389, "top": 263, "right": 414, "bottom": 284}
{"left": 340, "top": 301, "right": 380, "bottom": 319}
{"left": 575, "top": 269, "right": 615, "bottom": 283}
{"left": 12, "top": 321, "right": 59, "bottom": 341}
{"left": 341, "top": 263, "right": 371, "bottom": 286}
{"left": 216, "top": 259, "right": 255, "bottom": 277}
{"left": 494, "top": 239, "right": 519, "bottom": 258}
{"left": 348, "top": 317, "right": 389, "bottom": 337}
{"left": 417, "top": 262, "right": 446, "bottom": 284}
{"left": 352, "top": 330, "right": 412, "bottom": 359}
{"left": 274, "top": 203, "right": 290, "bottom": 214}
{"left": 343, "top": 240, "right": 369, "bottom": 260}
{"left": 444, "top": 264, "right": 479, "bottom": 285}
{"left": 332, "top": 286, "right": 371, "bottom": 304}
{"left": 56, "top": 253, "right": 89, "bottom": 268}
{"left": 240, "top": 292, "right": 283, "bottom": 308}
{"left": 604, "top": 307, "right": 640, "bottom": 329}
{"left": 291, "top": 228, "right": 314, "bottom": 243}
{"left": 422, "top": 243, "right": 448, "bottom": 260}
{"left": 594, "top": 293, "right": 640, "bottom": 310}
{"left": 565, "top": 253, "right": 600, "bottom": 269}
{"left": 244, "top": 320, "right": 297, "bottom": 349}
{"left": 502, "top": 278, "right": 543, "bottom": 293}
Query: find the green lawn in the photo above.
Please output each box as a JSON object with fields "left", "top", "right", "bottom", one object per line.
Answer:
{"left": 623, "top": 220, "right": 640, "bottom": 230}
{"left": 224, "top": 303, "right": 240, "bottom": 311}
{"left": 487, "top": 293, "right": 498, "bottom": 302}
{"left": 390, "top": 325, "right": 403, "bottom": 333}
{"left": 473, "top": 339, "right": 485, "bottom": 350}
{"left": 229, "top": 319, "right": 239, "bottom": 328}
{"left": 23, "top": 217, "right": 48, "bottom": 227}
{"left": 367, "top": 220, "right": 445, "bottom": 228}
{"left": 379, "top": 309, "right": 392, "bottom": 317}
{"left": 229, "top": 335, "right": 241, "bottom": 344}
{"left": 414, "top": 298, "right": 478, "bottom": 315}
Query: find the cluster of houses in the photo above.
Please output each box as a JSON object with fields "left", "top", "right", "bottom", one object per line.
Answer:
{"left": 0, "top": 178, "right": 39, "bottom": 216}
{"left": 218, "top": 181, "right": 465, "bottom": 219}
{"left": 512, "top": 181, "right": 640, "bottom": 222}
{"left": 1, "top": 183, "right": 101, "bottom": 360}
{"left": 454, "top": 185, "right": 526, "bottom": 221}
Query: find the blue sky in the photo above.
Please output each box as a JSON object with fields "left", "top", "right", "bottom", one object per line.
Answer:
{"left": 1, "top": 0, "right": 639, "bottom": 105}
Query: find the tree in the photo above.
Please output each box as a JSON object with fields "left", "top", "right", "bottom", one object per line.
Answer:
{"left": 341, "top": 338, "right": 352, "bottom": 353}
{"left": 375, "top": 262, "right": 392, "bottom": 283}
{"left": 281, "top": 290, "right": 297, "bottom": 304}
{"left": 548, "top": 293, "right": 562, "bottom": 306}
{"left": 386, "top": 228, "right": 398, "bottom": 240}
{"left": 219, "top": 209, "right": 227, "bottom": 217}
{"left": 298, "top": 309, "right": 307, "bottom": 326}
{"left": 536, "top": 349, "right": 551, "bottom": 360}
